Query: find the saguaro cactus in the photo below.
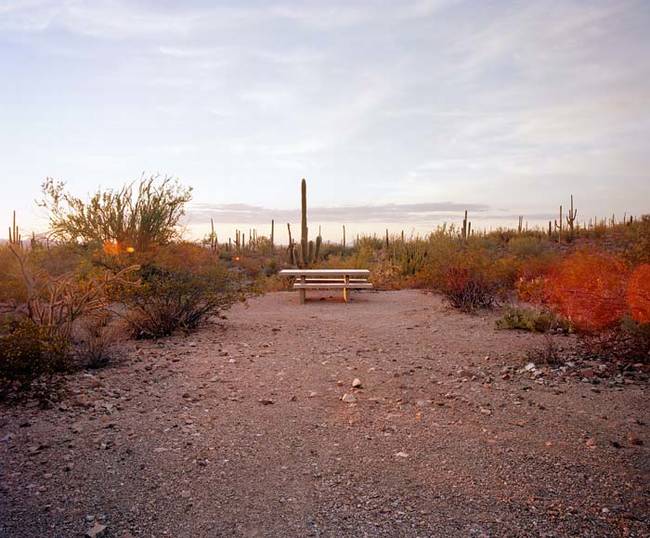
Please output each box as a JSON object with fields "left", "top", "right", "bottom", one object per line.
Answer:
{"left": 462, "top": 210, "right": 471, "bottom": 241}
{"left": 270, "top": 219, "right": 274, "bottom": 250}
{"left": 292, "top": 178, "right": 322, "bottom": 267}
{"left": 209, "top": 218, "right": 218, "bottom": 251}
{"left": 566, "top": 195, "right": 577, "bottom": 239}
{"left": 300, "top": 178, "right": 308, "bottom": 265}
{"left": 8, "top": 210, "right": 21, "bottom": 246}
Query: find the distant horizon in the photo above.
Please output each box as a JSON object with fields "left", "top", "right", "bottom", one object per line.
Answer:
{"left": 5, "top": 188, "right": 643, "bottom": 246}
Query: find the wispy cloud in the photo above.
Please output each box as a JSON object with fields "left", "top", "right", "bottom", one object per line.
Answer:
{"left": 189, "top": 201, "right": 492, "bottom": 224}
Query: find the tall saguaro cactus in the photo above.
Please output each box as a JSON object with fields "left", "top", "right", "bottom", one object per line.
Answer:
{"left": 461, "top": 210, "right": 471, "bottom": 241}
{"left": 300, "top": 178, "right": 309, "bottom": 265}
{"left": 566, "top": 194, "right": 577, "bottom": 240}
{"left": 287, "top": 178, "right": 322, "bottom": 267}
{"left": 8, "top": 210, "right": 21, "bottom": 247}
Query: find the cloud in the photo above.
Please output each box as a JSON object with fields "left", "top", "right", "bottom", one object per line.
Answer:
{"left": 1, "top": 0, "right": 649, "bottom": 231}
{"left": 188, "top": 201, "right": 493, "bottom": 224}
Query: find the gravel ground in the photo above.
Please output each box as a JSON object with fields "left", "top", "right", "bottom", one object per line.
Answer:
{"left": 1, "top": 290, "right": 648, "bottom": 537}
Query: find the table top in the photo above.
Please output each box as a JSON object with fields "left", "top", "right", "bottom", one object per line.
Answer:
{"left": 278, "top": 269, "right": 370, "bottom": 277}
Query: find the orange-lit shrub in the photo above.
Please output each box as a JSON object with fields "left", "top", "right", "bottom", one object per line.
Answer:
{"left": 627, "top": 264, "right": 650, "bottom": 324}
{"left": 514, "top": 253, "right": 559, "bottom": 303}
{"left": 418, "top": 248, "right": 505, "bottom": 312}
{"left": 545, "top": 251, "right": 629, "bottom": 333}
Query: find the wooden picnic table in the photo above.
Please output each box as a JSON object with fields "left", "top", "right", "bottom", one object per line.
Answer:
{"left": 278, "top": 269, "right": 372, "bottom": 304}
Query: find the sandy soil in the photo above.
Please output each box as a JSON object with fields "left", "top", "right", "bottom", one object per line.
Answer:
{"left": 1, "top": 290, "right": 648, "bottom": 537}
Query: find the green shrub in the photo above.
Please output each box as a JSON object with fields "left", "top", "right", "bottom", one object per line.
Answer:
{"left": 120, "top": 262, "right": 243, "bottom": 339}
{"left": 496, "top": 306, "right": 571, "bottom": 333}
{"left": 0, "top": 319, "right": 70, "bottom": 395}
{"left": 39, "top": 175, "right": 192, "bottom": 251}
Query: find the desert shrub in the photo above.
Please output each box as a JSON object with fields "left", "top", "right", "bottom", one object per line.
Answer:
{"left": 541, "top": 251, "right": 649, "bottom": 362}
{"left": 0, "top": 246, "right": 137, "bottom": 399}
{"left": 544, "top": 250, "right": 629, "bottom": 333}
{"left": 76, "top": 312, "right": 123, "bottom": 369}
{"left": 116, "top": 244, "right": 244, "bottom": 338}
{"left": 627, "top": 264, "right": 650, "bottom": 324}
{"left": 370, "top": 260, "right": 405, "bottom": 290}
{"left": 120, "top": 265, "right": 241, "bottom": 338}
{"left": 580, "top": 317, "right": 650, "bottom": 363}
{"left": 0, "top": 318, "right": 70, "bottom": 396}
{"left": 417, "top": 247, "right": 506, "bottom": 312}
{"left": 623, "top": 215, "right": 650, "bottom": 264}
{"left": 525, "top": 335, "right": 564, "bottom": 366}
{"left": 439, "top": 266, "right": 499, "bottom": 311}
{"left": 29, "top": 242, "right": 91, "bottom": 277}
{"left": 514, "top": 252, "right": 560, "bottom": 303}
{"left": 234, "top": 255, "right": 265, "bottom": 278}
{"left": 496, "top": 306, "right": 571, "bottom": 333}
{"left": 506, "top": 236, "right": 551, "bottom": 258}
{"left": 39, "top": 175, "right": 192, "bottom": 251}
{"left": 0, "top": 245, "right": 26, "bottom": 303}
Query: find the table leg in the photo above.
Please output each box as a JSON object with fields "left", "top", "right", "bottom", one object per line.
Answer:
{"left": 299, "top": 275, "right": 306, "bottom": 304}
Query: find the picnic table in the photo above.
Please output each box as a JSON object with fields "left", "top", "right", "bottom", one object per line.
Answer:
{"left": 278, "top": 269, "right": 373, "bottom": 304}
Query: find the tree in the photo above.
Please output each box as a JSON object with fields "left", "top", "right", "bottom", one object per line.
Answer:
{"left": 39, "top": 175, "right": 192, "bottom": 252}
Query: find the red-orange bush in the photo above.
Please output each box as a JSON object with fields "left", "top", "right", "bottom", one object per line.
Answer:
{"left": 545, "top": 251, "right": 629, "bottom": 333}
{"left": 627, "top": 264, "right": 650, "bottom": 324}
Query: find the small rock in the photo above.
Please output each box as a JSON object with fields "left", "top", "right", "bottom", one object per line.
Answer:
{"left": 258, "top": 399, "right": 274, "bottom": 405}
{"left": 85, "top": 522, "right": 107, "bottom": 538}
{"left": 479, "top": 407, "right": 492, "bottom": 416}
{"left": 71, "top": 422, "right": 84, "bottom": 434}
{"left": 341, "top": 393, "right": 357, "bottom": 403}
{"left": 352, "top": 378, "right": 362, "bottom": 388}
{"left": 627, "top": 433, "right": 643, "bottom": 446}
{"left": 394, "top": 451, "right": 409, "bottom": 458}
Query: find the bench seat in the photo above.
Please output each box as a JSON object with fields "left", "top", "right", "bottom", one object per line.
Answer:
{"left": 292, "top": 282, "right": 373, "bottom": 289}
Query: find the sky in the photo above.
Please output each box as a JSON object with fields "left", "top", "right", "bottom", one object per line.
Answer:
{"left": 1, "top": 0, "right": 649, "bottom": 243}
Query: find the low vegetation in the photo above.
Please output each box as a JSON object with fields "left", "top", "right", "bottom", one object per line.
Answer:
{"left": 496, "top": 307, "right": 571, "bottom": 334}
{"left": 1, "top": 177, "right": 649, "bottom": 402}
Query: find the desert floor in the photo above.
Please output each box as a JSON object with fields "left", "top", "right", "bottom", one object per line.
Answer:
{"left": 1, "top": 290, "right": 648, "bottom": 537}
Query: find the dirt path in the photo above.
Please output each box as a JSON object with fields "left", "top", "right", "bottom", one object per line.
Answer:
{"left": 1, "top": 290, "right": 648, "bottom": 537}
